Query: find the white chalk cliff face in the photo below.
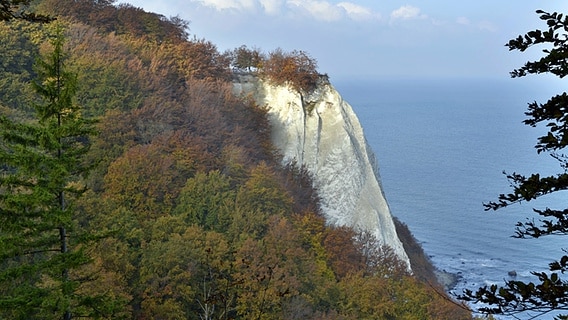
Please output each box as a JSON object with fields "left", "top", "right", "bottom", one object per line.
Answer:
{"left": 233, "top": 75, "right": 410, "bottom": 266}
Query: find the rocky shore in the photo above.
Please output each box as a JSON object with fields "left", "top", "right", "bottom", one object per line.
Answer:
{"left": 435, "top": 270, "right": 460, "bottom": 291}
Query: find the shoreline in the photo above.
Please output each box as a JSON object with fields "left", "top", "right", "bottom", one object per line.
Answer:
{"left": 435, "top": 269, "right": 460, "bottom": 291}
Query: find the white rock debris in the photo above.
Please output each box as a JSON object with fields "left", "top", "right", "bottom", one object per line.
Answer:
{"left": 233, "top": 74, "right": 410, "bottom": 267}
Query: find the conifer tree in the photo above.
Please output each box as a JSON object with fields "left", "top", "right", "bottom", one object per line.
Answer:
{"left": 0, "top": 24, "right": 100, "bottom": 319}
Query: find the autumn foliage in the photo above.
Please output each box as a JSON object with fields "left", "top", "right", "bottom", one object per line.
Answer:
{"left": 229, "top": 45, "right": 320, "bottom": 93}
{"left": 0, "top": 1, "right": 472, "bottom": 319}
{"left": 261, "top": 48, "right": 320, "bottom": 93}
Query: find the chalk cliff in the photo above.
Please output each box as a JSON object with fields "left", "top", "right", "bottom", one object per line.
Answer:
{"left": 233, "top": 75, "right": 410, "bottom": 266}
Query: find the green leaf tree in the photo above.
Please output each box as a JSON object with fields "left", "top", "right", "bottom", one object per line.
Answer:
{"left": 231, "top": 45, "right": 263, "bottom": 72}
{"left": 460, "top": 10, "right": 568, "bottom": 319}
{"left": 0, "top": 24, "right": 106, "bottom": 319}
{"left": 174, "top": 170, "right": 236, "bottom": 233}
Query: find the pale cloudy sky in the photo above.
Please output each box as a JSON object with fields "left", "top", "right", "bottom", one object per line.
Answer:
{"left": 119, "top": 0, "right": 568, "bottom": 80}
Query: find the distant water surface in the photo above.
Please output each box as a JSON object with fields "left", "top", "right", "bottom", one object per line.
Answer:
{"left": 334, "top": 77, "right": 567, "bottom": 319}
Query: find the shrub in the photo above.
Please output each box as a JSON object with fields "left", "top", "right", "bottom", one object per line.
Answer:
{"left": 261, "top": 48, "right": 319, "bottom": 93}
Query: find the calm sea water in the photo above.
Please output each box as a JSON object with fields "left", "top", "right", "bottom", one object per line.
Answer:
{"left": 335, "top": 77, "right": 567, "bottom": 318}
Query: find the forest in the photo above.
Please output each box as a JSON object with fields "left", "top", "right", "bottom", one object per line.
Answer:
{"left": 0, "top": 0, "right": 474, "bottom": 318}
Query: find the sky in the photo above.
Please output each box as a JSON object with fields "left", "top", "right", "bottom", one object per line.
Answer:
{"left": 118, "top": 1, "right": 568, "bottom": 81}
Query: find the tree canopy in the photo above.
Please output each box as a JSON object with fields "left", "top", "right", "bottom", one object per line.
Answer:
{"left": 229, "top": 46, "right": 321, "bottom": 93}
{"left": 261, "top": 48, "right": 320, "bottom": 93}
{"left": 461, "top": 10, "right": 568, "bottom": 319}
{"left": 0, "top": 0, "right": 52, "bottom": 22}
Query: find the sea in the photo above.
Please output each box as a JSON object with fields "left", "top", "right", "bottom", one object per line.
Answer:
{"left": 334, "top": 77, "right": 567, "bottom": 319}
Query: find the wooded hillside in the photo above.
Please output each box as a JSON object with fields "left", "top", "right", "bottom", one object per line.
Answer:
{"left": 0, "top": 0, "right": 472, "bottom": 318}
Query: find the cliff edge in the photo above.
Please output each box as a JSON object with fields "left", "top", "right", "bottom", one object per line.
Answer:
{"left": 233, "top": 74, "right": 410, "bottom": 266}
